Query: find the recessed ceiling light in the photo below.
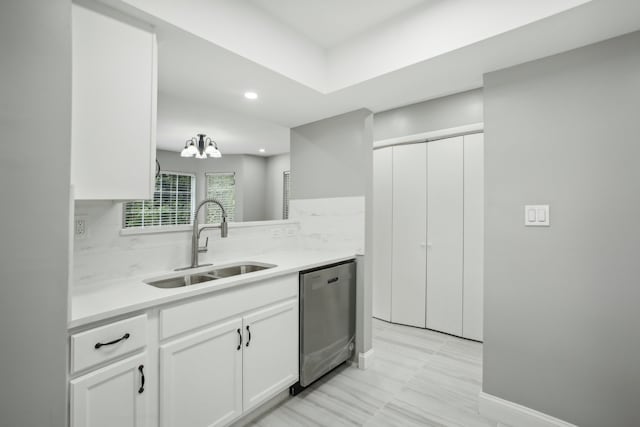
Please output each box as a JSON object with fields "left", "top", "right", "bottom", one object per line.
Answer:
{"left": 244, "top": 91, "right": 258, "bottom": 100}
{"left": 259, "top": 148, "right": 265, "bottom": 153}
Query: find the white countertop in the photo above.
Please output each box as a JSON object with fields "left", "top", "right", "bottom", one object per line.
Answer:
{"left": 70, "top": 249, "right": 357, "bottom": 329}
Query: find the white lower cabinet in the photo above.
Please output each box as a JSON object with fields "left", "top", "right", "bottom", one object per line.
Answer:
{"left": 159, "top": 296, "right": 299, "bottom": 427}
{"left": 70, "top": 353, "right": 149, "bottom": 427}
{"left": 160, "top": 318, "right": 243, "bottom": 427}
{"left": 70, "top": 274, "right": 300, "bottom": 427}
{"left": 243, "top": 299, "right": 298, "bottom": 412}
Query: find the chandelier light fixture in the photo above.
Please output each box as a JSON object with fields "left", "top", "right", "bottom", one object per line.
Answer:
{"left": 180, "top": 134, "right": 222, "bottom": 159}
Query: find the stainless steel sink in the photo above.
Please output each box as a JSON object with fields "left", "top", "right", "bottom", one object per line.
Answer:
{"left": 205, "top": 263, "right": 276, "bottom": 278}
{"left": 145, "top": 273, "right": 217, "bottom": 289}
{"left": 144, "top": 262, "right": 276, "bottom": 289}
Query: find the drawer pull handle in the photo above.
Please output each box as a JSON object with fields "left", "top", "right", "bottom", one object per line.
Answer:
{"left": 328, "top": 277, "right": 339, "bottom": 284}
{"left": 94, "top": 333, "right": 130, "bottom": 349}
{"left": 138, "top": 365, "right": 145, "bottom": 394}
{"left": 237, "top": 328, "right": 242, "bottom": 350}
{"left": 246, "top": 325, "right": 251, "bottom": 347}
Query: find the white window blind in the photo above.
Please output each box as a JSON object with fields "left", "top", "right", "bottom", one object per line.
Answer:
{"left": 206, "top": 172, "right": 236, "bottom": 222}
{"left": 283, "top": 170, "right": 290, "bottom": 220}
{"left": 123, "top": 172, "right": 195, "bottom": 229}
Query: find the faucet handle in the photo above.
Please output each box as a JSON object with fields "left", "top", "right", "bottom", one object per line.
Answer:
{"left": 198, "top": 237, "right": 209, "bottom": 253}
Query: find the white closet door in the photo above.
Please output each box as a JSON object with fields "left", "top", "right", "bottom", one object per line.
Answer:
{"left": 391, "top": 143, "right": 427, "bottom": 328}
{"left": 426, "top": 136, "right": 464, "bottom": 335}
{"left": 463, "top": 133, "right": 484, "bottom": 341}
{"left": 373, "top": 147, "right": 393, "bottom": 321}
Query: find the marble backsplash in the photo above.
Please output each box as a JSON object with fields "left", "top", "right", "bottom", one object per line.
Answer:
{"left": 73, "top": 201, "right": 301, "bottom": 288}
{"left": 289, "top": 196, "right": 365, "bottom": 254}
{"left": 73, "top": 196, "right": 365, "bottom": 289}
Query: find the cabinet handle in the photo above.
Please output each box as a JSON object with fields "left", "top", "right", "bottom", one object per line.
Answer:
{"left": 246, "top": 325, "right": 251, "bottom": 347}
{"left": 237, "top": 328, "right": 242, "bottom": 350}
{"left": 94, "top": 333, "right": 130, "bottom": 349}
{"left": 138, "top": 365, "right": 145, "bottom": 394}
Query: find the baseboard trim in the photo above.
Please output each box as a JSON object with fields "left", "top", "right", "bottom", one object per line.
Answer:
{"left": 229, "top": 389, "right": 290, "bottom": 426}
{"left": 358, "top": 349, "right": 374, "bottom": 370}
{"left": 478, "top": 392, "right": 577, "bottom": 427}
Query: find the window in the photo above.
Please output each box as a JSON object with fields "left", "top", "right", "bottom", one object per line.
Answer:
{"left": 282, "top": 170, "right": 290, "bottom": 220}
{"left": 123, "top": 172, "right": 195, "bottom": 229}
{"left": 206, "top": 172, "right": 236, "bottom": 223}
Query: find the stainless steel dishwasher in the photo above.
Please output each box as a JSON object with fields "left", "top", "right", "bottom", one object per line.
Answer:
{"left": 290, "top": 259, "right": 356, "bottom": 395}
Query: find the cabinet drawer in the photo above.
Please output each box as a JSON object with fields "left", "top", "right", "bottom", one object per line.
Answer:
{"left": 160, "top": 274, "right": 297, "bottom": 341}
{"left": 71, "top": 314, "right": 147, "bottom": 374}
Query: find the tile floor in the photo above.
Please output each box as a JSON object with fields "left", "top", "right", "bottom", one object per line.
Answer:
{"left": 248, "top": 318, "right": 498, "bottom": 427}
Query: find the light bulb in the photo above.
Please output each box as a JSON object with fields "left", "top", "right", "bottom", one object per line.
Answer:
{"left": 180, "top": 146, "right": 192, "bottom": 157}
{"left": 210, "top": 148, "right": 222, "bottom": 158}
{"left": 204, "top": 142, "right": 216, "bottom": 156}
{"left": 186, "top": 141, "right": 198, "bottom": 155}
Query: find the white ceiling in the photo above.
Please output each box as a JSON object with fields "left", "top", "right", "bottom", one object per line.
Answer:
{"left": 157, "top": 92, "right": 290, "bottom": 156}
{"left": 105, "top": 0, "right": 640, "bottom": 154}
{"left": 248, "top": 0, "right": 430, "bottom": 48}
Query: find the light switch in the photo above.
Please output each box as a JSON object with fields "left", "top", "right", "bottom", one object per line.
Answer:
{"left": 525, "top": 205, "right": 550, "bottom": 227}
{"left": 537, "top": 209, "right": 546, "bottom": 222}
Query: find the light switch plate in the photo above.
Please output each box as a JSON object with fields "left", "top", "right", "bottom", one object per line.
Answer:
{"left": 524, "top": 205, "right": 550, "bottom": 227}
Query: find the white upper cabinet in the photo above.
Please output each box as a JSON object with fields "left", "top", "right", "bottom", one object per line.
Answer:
{"left": 71, "top": 4, "right": 157, "bottom": 200}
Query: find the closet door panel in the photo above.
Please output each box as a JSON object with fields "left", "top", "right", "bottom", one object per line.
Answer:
{"left": 426, "top": 137, "right": 464, "bottom": 335}
{"left": 373, "top": 148, "right": 393, "bottom": 321}
{"left": 391, "top": 143, "right": 427, "bottom": 328}
{"left": 463, "top": 133, "right": 484, "bottom": 341}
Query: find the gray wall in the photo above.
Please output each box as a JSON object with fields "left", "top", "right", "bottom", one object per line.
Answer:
{"left": 483, "top": 31, "right": 640, "bottom": 427}
{"left": 264, "top": 153, "right": 290, "bottom": 220}
{"left": 291, "top": 109, "right": 372, "bottom": 199}
{"left": 157, "top": 150, "right": 272, "bottom": 222}
{"left": 0, "top": 1, "right": 71, "bottom": 426}
{"left": 242, "top": 155, "right": 267, "bottom": 221}
{"left": 290, "top": 109, "right": 374, "bottom": 355}
{"left": 373, "top": 89, "right": 483, "bottom": 141}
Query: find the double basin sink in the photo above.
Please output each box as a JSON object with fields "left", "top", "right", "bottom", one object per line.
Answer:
{"left": 144, "top": 262, "right": 276, "bottom": 289}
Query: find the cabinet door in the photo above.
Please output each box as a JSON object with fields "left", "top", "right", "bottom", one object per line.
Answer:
{"left": 70, "top": 353, "right": 148, "bottom": 427}
{"left": 463, "top": 133, "right": 484, "bottom": 341}
{"left": 160, "top": 318, "right": 242, "bottom": 427}
{"left": 243, "top": 299, "right": 298, "bottom": 412}
{"left": 373, "top": 147, "right": 393, "bottom": 321}
{"left": 391, "top": 143, "right": 427, "bottom": 327}
{"left": 72, "top": 4, "right": 157, "bottom": 200}
{"left": 426, "top": 136, "right": 464, "bottom": 336}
